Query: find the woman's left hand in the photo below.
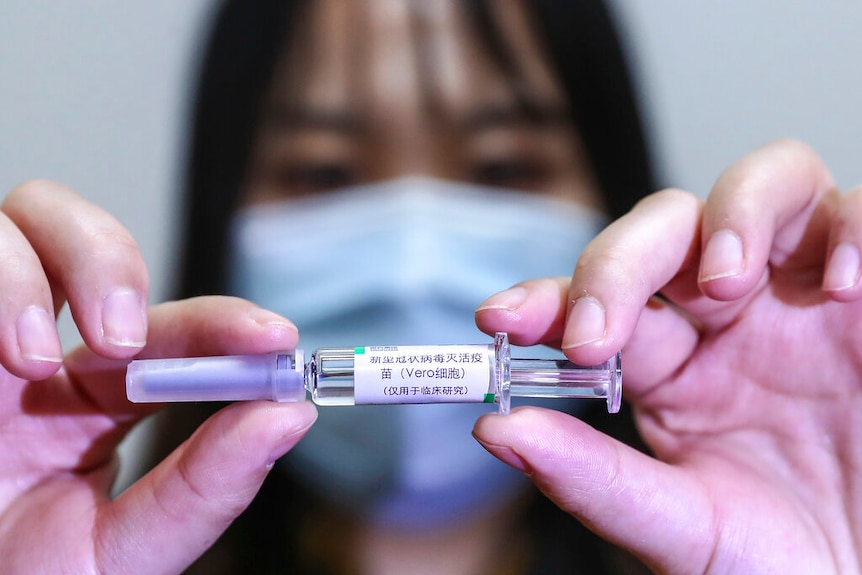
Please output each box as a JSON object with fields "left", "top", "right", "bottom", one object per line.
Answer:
{"left": 473, "top": 140, "right": 862, "bottom": 573}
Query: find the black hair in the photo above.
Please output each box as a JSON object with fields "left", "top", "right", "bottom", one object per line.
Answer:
{"left": 531, "top": 0, "right": 656, "bottom": 216}
{"left": 176, "top": 0, "right": 657, "bottom": 300}
{"left": 176, "top": 0, "right": 300, "bottom": 300}
{"left": 174, "top": 2, "right": 654, "bottom": 571}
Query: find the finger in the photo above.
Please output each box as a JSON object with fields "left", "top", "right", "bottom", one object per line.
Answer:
{"left": 96, "top": 400, "right": 317, "bottom": 575}
{"left": 473, "top": 407, "right": 714, "bottom": 573}
{"left": 561, "top": 140, "right": 838, "bottom": 366}
{"left": 697, "top": 139, "right": 837, "bottom": 302}
{"left": 62, "top": 296, "right": 300, "bottom": 422}
{"left": 0, "top": 210, "right": 64, "bottom": 380}
{"left": 476, "top": 281, "right": 700, "bottom": 401}
{"left": 140, "top": 297, "right": 300, "bottom": 359}
{"left": 2, "top": 180, "right": 149, "bottom": 359}
{"left": 823, "top": 184, "right": 862, "bottom": 300}
{"left": 561, "top": 189, "right": 703, "bottom": 366}
{"left": 475, "top": 277, "right": 571, "bottom": 348}
{"left": 476, "top": 189, "right": 703, "bottom": 379}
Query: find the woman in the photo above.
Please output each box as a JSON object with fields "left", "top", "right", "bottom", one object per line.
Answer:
{"left": 171, "top": 0, "right": 653, "bottom": 572}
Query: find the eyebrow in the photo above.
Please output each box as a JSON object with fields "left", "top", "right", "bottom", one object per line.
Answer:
{"left": 456, "top": 102, "right": 571, "bottom": 133}
{"left": 261, "top": 100, "right": 570, "bottom": 135}
{"left": 262, "top": 104, "right": 363, "bottom": 134}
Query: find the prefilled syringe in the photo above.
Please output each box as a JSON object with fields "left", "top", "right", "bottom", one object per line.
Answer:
{"left": 126, "top": 332, "right": 621, "bottom": 415}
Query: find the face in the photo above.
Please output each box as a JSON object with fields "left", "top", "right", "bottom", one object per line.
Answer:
{"left": 227, "top": 0, "right": 611, "bottom": 528}
{"left": 241, "top": 0, "right": 603, "bottom": 210}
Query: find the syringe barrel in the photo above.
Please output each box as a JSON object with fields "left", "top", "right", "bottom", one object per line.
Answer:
{"left": 126, "top": 351, "right": 306, "bottom": 403}
{"left": 304, "top": 346, "right": 358, "bottom": 405}
{"left": 509, "top": 352, "right": 622, "bottom": 413}
{"left": 306, "top": 344, "right": 498, "bottom": 406}
{"left": 305, "top": 333, "right": 621, "bottom": 414}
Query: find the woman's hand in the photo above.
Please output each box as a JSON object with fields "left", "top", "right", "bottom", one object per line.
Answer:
{"left": 0, "top": 181, "right": 316, "bottom": 574}
{"left": 473, "top": 140, "right": 862, "bottom": 573}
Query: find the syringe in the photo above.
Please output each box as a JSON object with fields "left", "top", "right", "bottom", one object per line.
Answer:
{"left": 126, "top": 332, "right": 621, "bottom": 415}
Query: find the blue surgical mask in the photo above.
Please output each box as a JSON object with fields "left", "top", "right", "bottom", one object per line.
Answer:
{"left": 228, "top": 176, "right": 607, "bottom": 529}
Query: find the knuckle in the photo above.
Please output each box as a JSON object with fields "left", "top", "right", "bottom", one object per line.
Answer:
{"left": 844, "top": 184, "right": 862, "bottom": 201}
{"left": 3, "top": 179, "right": 75, "bottom": 209}
{"left": 84, "top": 225, "right": 141, "bottom": 255}
{"left": 771, "top": 137, "right": 817, "bottom": 158}
{"left": 633, "top": 188, "right": 700, "bottom": 215}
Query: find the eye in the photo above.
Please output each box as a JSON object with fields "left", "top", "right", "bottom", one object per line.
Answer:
{"left": 470, "top": 158, "right": 549, "bottom": 190}
{"left": 272, "top": 162, "right": 359, "bottom": 196}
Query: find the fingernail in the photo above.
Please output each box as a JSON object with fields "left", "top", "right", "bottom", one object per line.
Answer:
{"left": 475, "top": 286, "right": 528, "bottom": 312}
{"left": 16, "top": 306, "right": 63, "bottom": 363}
{"left": 101, "top": 288, "right": 147, "bottom": 348}
{"left": 700, "top": 229, "right": 745, "bottom": 282}
{"left": 473, "top": 437, "right": 532, "bottom": 475}
{"left": 247, "top": 307, "right": 298, "bottom": 338}
{"left": 248, "top": 307, "right": 296, "bottom": 329}
{"left": 824, "top": 241, "right": 861, "bottom": 291}
{"left": 562, "top": 296, "right": 606, "bottom": 349}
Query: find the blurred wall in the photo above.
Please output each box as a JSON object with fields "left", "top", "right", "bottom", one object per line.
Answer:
{"left": 1, "top": 0, "right": 860, "bottom": 345}
{"left": 0, "top": 0, "right": 213, "bottom": 346}
{"left": 613, "top": 1, "right": 862, "bottom": 195}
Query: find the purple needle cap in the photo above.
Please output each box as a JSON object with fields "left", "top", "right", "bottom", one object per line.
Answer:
{"left": 126, "top": 351, "right": 306, "bottom": 403}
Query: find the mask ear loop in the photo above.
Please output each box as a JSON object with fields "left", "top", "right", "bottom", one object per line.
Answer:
{"left": 494, "top": 332, "right": 511, "bottom": 415}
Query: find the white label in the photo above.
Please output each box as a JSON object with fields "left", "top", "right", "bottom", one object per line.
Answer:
{"left": 353, "top": 344, "right": 495, "bottom": 404}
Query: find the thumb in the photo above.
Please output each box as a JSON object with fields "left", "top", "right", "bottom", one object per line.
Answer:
{"left": 96, "top": 401, "right": 317, "bottom": 575}
{"left": 472, "top": 407, "right": 713, "bottom": 573}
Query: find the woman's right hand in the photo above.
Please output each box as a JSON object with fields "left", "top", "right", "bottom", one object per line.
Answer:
{"left": 0, "top": 180, "right": 317, "bottom": 574}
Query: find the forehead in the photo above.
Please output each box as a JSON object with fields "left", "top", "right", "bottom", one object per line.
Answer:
{"left": 267, "top": 0, "right": 566, "bottom": 121}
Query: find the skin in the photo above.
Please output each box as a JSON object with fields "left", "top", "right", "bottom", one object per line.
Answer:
{"left": 238, "top": 2, "right": 603, "bottom": 573}
{"left": 1, "top": 122, "right": 861, "bottom": 575}
{"left": 2, "top": 3, "right": 859, "bottom": 575}
{"left": 5, "top": 1, "right": 603, "bottom": 573}
{"left": 0, "top": 181, "right": 317, "bottom": 574}
{"left": 3, "top": 2, "right": 601, "bottom": 573}
{"left": 474, "top": 139, "right": 862, "bottom": 573}
{"left": 5, "top": 141, "right": 861, "bottom": 574}
{"left": 242, "top": 0, "right": 601, "bottom": 209}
